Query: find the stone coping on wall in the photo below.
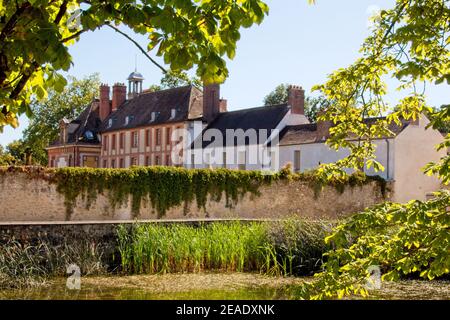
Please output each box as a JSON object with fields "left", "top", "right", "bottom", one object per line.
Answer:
{"left": 0, "top": 218, "right": 292, "bottom": 226}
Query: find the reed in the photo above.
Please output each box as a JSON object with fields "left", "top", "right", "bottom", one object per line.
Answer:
{"left": 0, "top": 220, "right": 330, "bottom": 289}
{"left": 116, "top": 220, "right": 330, "bottom": 276}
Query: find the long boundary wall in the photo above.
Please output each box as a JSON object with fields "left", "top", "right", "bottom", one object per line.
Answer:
{"left": 0, "top": 172, "right": 392, "bottom": 222}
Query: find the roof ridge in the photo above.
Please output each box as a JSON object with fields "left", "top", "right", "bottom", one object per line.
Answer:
{"left": 219, "top": 103, "right": 288, "bottom": 115}
{"left": 140, "top": 84, "right": 193, "bottom": 96}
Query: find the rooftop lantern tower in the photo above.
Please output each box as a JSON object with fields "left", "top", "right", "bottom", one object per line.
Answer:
{"left": 127, "top": 69, "right": 144, "bottom": 99}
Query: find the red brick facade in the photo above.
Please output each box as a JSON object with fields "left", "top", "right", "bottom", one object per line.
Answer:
{"left": 47, "top": 72, "right": 222, "bottom": 169}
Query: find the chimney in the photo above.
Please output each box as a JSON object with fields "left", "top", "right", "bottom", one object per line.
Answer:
{"left": 288, "top": 85, "right": 305, "bottom": 115}
{"left": 219, "top": 99, "right": 228, "bottom": 113}
{"left": 112, "top": 83, "right": 127, "bottom": 111}
{"left": 99, "top": 84, "right": 111, "bottom": 121}
{"left": 316, "top": 111, "right": 332, "bottom": 141}
{"left": 203, "top": 83, "right": 220, "bottom": 123}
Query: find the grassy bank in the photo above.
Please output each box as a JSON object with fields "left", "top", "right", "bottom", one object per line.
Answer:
{"left": 0, "top": 220, "right": 330, "bottom": 289}
{"left": 116, "top": 220, "right": 330, "bottom": 276}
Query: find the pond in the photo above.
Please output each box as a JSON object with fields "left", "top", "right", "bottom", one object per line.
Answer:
{"left": 0, "top": 273, "right": 448, "bottom": 300}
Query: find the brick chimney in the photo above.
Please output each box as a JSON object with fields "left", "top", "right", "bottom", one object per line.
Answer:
{"left": 316, "top": 111, "right": 332, "bottom": 141}
{"left": 112, "top": 83, "right": 127, "bottom": 111}
{"left": 203, "top": 83, "right": 220, "bottom": 123}
{"left": 219, "top": 99, "right": 228, "bottom": 113}
{"left": 99, "top": 84, "right": 111, "bottom": 121}
{"left": 288, "top": 85, "right": 305, "bottom": 115}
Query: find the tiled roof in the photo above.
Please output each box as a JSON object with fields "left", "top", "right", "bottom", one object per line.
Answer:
{"left": 279, "top": 117, "right": 411, "bottom": 146}
{"left": 49, "top": 103, "right": 102, "bottom": 147}
{"left": 101, "top": 85, "right": 203, "bottom": 132}
{"left": 192, "top": 104, "right": 290, "bottom": 148}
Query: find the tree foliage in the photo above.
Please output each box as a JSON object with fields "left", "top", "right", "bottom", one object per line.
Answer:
{"left": 263, "top": 83, "right": 289, "bottom": 106}
{"left": 300, "top": 189, "right": 450, "bottom": 299}
{"left": 0, "top": 141, "right": 24, "bottom": 165}
{"left": 313, "top": 0, "right": 449, "bottom": 181}
{"left": 0, "top": 0, "right": 269, "bottom": 130}
{"left": 303, "top": 0, "right": 450, "bottom": 299}
{"left": 148, "top": 70, "right": 202, "bottom": 92}
{"left": 21, "top": 74, "right": 100, "bottom": 165}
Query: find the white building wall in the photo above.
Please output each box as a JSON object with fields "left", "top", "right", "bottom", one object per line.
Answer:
{"left": 392, "top": 115, "right": 446, "bottom": 202}
{"left": 184, "top": 110, "right": 308, "bottom": 170}
{"left": 278, "top": 139, "right": 395, "bottom": 180}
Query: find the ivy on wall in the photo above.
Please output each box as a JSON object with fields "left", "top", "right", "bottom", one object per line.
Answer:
{"left": 0, "top": 166, "right": 388, "bottom": 220}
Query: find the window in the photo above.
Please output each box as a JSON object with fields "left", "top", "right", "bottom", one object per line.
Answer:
{"left": 84, "top": 130, "right": 94, "bottom": 140}
{"left": 145, "top": 129, "right": 151, "bottom": 147}
{"left": 111, "top": 159, "right": 116, "bottom": 168}
{"left": 222, "top": 151, "right": 227, "bottom": 168}
{"left": 119, "top": 158, "right": 124, "bottom": 168}
{"left": 294, "top": 150, "right": 301, "bottom": 172}
{"left": 166, "top": 127, "right": 171, "bottom": 145}
{"left": 131, "top": 131, "right": 138, "bottom": 148}
{"left": 68, "top": 155, "right": 72, "bottom": 167}
{"left": 111, "top": 134, "right": 116, "bottom": 150}
{"left": 155, "top": 128, "right": 161, "bottom": 146}
{"left": 155, "top": 155, "right": 160, "bottom": 165}
{"left": 103, "top": 159, "right": 107, "bottom": 168}
{"left": 145, "top": 156, "right": 151, "bottom": 166}
{"left": 119, "top": 133, "right": 125, "bottom": 149}
{"left": 50, "top": 157, "right": 55, "bottom": 167}
{"left": 131, "top": 157, "right": 138, "bottom": 166}
{"left": 165, "top": 154, "right": 170, "bottom": 166}
{"left": 103, "top": 136, "right": 108, "bottom": 151}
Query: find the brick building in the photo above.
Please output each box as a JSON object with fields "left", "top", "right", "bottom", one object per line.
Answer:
{"left": 46, "top": 70, "right": 226, "bottom": 168}
{"left": 46, "top": 102, "right": 102, "bottom": 168}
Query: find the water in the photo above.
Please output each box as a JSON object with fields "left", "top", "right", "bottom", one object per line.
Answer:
{"left": 0, "top": 274, "right": 448, "bottom": 300}
{"left": 0, "top": 285, "right": 295, "bottom": 300}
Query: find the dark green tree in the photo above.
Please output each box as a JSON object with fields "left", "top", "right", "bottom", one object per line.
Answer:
{"left": 263, "top": 83, "right": 289, "bottom": 106}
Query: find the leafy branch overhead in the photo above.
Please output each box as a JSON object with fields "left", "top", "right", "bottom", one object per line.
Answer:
{"left": 0, "top": 0, "right": 269, "bottom": 130}
{"left": 312, "top": 0, "right": 449, "bottom": 182}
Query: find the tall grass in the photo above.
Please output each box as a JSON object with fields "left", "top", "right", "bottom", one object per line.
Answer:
{"left": 0, "top": 240, "right": 108, "bottom": 289}
{"left": 116, "top": 220, "right": 330, "bottom": 276}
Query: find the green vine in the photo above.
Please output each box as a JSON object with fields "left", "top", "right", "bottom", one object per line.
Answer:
{"left": 0, "top": 166, "right": 388, "bottom": 220}
{"left": 292, "top": 170, "right": 388, "bottom": 199}
{"left": 52, "top": 166, "right": 290, "bottom": 220}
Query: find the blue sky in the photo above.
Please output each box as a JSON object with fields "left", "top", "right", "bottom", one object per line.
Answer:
{"left": 1, "top": 0, "right": 447, "bottom": 146}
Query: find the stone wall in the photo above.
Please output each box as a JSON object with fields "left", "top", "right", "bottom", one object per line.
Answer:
{"left": 0, "top": 171, "right": 391, "bottom": 222}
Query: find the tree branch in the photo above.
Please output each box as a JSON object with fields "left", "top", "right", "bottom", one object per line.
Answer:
{"left": 0, "top": 2, "right": 30, "bottom": 43}
{"left": 61, "top": 28, "right": 88, "bottom": 43}
{"left": 54, "top": 0, "right": 68, "bottom": 24}
{"left": 105, "top": 23, "right": 167, "bottom": 74}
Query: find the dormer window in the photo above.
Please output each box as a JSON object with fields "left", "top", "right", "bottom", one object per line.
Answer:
{"left": 150, "top": 111, "right": 157, "bottom": 122}
{"left": 125, "top": 115, "right": 134, "bottom": 126}
{"left": 84, "top": 130, "right": 94, "bottom": 140}
{"left": 170, "top": 108, "right": 176, "bottom": 120}
{"left": 108, "top": 119, "right": 113, "bottom": 128}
